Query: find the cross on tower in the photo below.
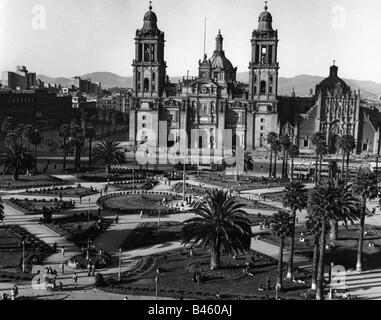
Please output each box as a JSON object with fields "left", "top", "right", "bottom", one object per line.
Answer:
{"left": 264, "top": 1, "right": 268, "bottom": 11}
{"left": 333, "top": 60, "right": 336, "bottom": 66}
{"left": 149, "top": 1, "right": 152, "bottom": 11}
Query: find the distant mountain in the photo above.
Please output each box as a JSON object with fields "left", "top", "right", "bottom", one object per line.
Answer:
{"left": 37, "top": 72, "right": 381, "bottom": 99}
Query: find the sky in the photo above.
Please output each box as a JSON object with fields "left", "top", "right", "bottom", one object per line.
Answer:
{"left": 1, "top": 0, "right": 381, "bottom": 82}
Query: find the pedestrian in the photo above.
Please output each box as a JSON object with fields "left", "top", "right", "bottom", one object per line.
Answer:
{"left": 91, "top": 264, "right": 96, "bottom": 277}
{"left": 87, "top": 263, "right": 91, "bottom": 277}
{"left": 115, "top": 214, "right": 119, "bottom": 224}
{"left": 61, "top": 246, "right": 65, "bottom": 256}
{"left": 265, "top": 276, "right": 270, "bottom": 291}
{"left": 59, "top": 281, "right": 63, "bottom": 291}
{"left": 53, "top": 242, "right": 57, "bottom": 253}
{"left": 61, "top": 262, "right": 65, "bottom": 275}
{"left": 73, "top": 272, "right": 78, "bottom": 288}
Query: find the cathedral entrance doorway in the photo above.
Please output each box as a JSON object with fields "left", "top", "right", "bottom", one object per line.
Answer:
{"left": 329, "top": 134, "right": 341, "bottom": 154}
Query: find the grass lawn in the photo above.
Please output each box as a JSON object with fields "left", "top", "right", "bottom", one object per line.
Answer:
{"left": 103, "top": 248, "right": 307, "bottom": 300}
{"left": 0, "top": 175, "right": 64, "bottom": 190}
{"left": 121, "top": 222, "right": 182, "bottom": 251}
{"left": 4, "top": 198, "right": 74, "bottom": 215}
{"left": 261, "top": 224, "right": 381, "bottom": 270}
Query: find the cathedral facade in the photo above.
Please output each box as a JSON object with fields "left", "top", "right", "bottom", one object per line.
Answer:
{"left": 128, "top": 3, "right": 381, "bottom": 162}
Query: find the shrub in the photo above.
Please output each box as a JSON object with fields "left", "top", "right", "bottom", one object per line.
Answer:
{"left": 95, "top": 273, "right": 105, "bottom": 287}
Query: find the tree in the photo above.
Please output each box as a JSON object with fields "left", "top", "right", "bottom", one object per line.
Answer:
{"left": 288, "top": 144, "right": 299, "bottom": 181}
{"left": 15, "top": 123, "right": 25, "bottom": 145}
{"left": 231, "top": 148, "right": 255, "bottom": 181}
{"left": 279, "top": 134, "right": 291, "bottom": 179}
{"left": 98, "top": 109, "right": 105, "bottom": 135}
{"left": 1, "top": 116, "right": 15, "bottom": 136}
{"left": 266, "top": 132, "right": 278, "bottom": 178}
{"left": 80, "top": 108, "right": 88, "bottom": 129}
{"left": 306, "top": 212, "right": 325, "bottom": 291}
{"left": 59, "top": 124, "right": 71, "bottom": 172}
{"left": 312, "top": 132, "right": 327, "bottom": 186}
{"left": 70, "top": 121, "right": 85, "bottom": 171}
{"left": 84, "top": 125, "right": 97, "bottom": 168}
{"left": 308, "top": 180, "right": 361, "bottom": 300}
{"left": 182, "top": 189, "right": 252, "bottom": 270}
{"left": 29, "top": 129, "right": 42, "bottom": 172}
{"left": 271, "top": 211, "right": 293, "bottom": 292}
{"left": 328, "top": 160, "right": 338, "bottom": 181}
{"left": 2, "top": 141, "right": 34, "bottom": 180}
{"left": 23, "top": 124, "right": 34, "bottom": 151}
{"left": 92, "top": 140, "right": 126, "bottom": 175}
{"left": 317, "top": 143, "right": 328, "bottom": 184}
{"left": 271, "top": 139, "right": 282, "bottom": 179}
{"left": 352, "top": 170, "right": 378, "bottom": 272}
{"left": 338, "top": 135, "right": 356, "bottom": 185}
{"left": 282, "top": 181, "right": 308, "bottom": 279}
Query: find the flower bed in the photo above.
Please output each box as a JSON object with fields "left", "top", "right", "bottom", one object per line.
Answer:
{"left": 96, "top": 191, "right": 185, "bottom": 215}
{"left": 0, "top": 175, "right": 65, "bottom": 190}
{"left": 4, "top": 198, "right": 74, "bottom": 215}
{"left": 21, "top": 185, "right": 98, "bottom": 198}
{"left": 110, "top": 179, "right": 159, "bottom": 191}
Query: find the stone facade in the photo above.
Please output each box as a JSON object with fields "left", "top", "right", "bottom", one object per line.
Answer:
{"left": 127, "top": 3, "right": 381, "bottom": 159}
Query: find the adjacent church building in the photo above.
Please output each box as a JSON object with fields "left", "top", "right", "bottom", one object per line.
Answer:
{"left": 127, "top": 2, "right": 381, "bottom": 161}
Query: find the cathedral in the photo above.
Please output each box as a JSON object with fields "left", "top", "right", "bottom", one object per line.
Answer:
{"left": 128, "top": 2, "right": 381, "bottom": 163}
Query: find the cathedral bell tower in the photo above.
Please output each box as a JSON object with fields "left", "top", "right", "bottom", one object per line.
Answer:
{"left": 249, "top": 1, "right": 279, "bottom": 108}
{"left": 132, "top": 2, "right": 166, "bottom": 98}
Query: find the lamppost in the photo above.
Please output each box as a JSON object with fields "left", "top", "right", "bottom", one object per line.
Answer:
{"left": 22, "top": 239, "right": 25, "bottom": 272}
{"left": 87, "top": 197, "right": 91, "bottom": 221}
{"left": 329, "top": 262, "right": 334, "bottom": 299}
{"left": 155, "top": 268, "right": 160, "bottom": 300}
{"left": 133, "top": 144, "right": 136, "bottom": 191}
{"left": 183, "top": 70, "right": 189, "bottom": 202}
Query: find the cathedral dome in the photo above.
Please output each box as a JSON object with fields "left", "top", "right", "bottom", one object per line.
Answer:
{"left": 317, "top": 63, "right": 350, "bottom": 95}
{"left": 210, "top": 55, "right": 234, "bottom": 71}
{"left": 257, "top": 2, "right": 273, "bottom": 32}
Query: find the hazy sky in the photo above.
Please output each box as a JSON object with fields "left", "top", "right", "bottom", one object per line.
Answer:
{"left": 1, "top": 0, "right": 381, "bottom": 82}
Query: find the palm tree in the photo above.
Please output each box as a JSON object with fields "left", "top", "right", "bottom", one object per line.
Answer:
{"left": 279, "top": 134, "right": 291, "bottom": 179}
{"left": 352, "top": 170, "right": 378, "bottom": 272}
{"left": 59, "top": 124, "right": 71, "bottom": 172}
{"left": 80, "top": 108, "right": 88, "bottom": 129}
{"left": 282, "top": 181, "right": 308, "bottom": 279}
{"left": 98, "top": 109, "right": 105, "bottom": 135}
{"left": 306, "top": 212, "right": 324, "bottom": 291}
{"left": 308, "top": 180, "right": 361, "bottom": 300}
{"left": 30, "top": 129, "right": 42, "bottom": 173}
{"left": 338, "top": 135, "right": 356, "bottom": 185}
{"left": 317, "top": 143, "right": 328, "bottom": 184}
{"left": 15, "top": 123, "right": 25, "bottom": 145}
{"left": 312, "top": 132, "right": 326, "bottom": 185}
{"left": 84, "top": 125, "right": 96, "bottom": 168}
{"left": 70, "top": 121, "right": 85, "bottom": 171}
{"left": 271, "top": 139, "right": 282, "bottom": 179}
{"left": 288, "top": 144, "right": 300, "bottom": 181}
{"left": 182, "top": 189, "right": 252, "bottom": 270}
{"left": 92, "top": 140, "right": 126, "bottom": 175}
{"left": 2, "top": 141, "right": 33, "bottom": 180}
{"left": 266, "top": 132, "right": 278, "bottom": 178}
{"left": 271, "top": 210, "right": 293, "bottom": 292}
{"left": 0, "top": 197, "right": 4, "bottom": 224}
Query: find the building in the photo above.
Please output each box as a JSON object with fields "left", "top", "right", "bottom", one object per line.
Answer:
{"left": 69, "top": 76, "right": 102, "bottom": 96}
{"left": 127, "top": 3, "right": 381, "bottom": 159}
{"left": 97, "top": 93, "right": 131, "bottom": 113}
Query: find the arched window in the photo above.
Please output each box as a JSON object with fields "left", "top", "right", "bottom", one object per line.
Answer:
{"left": 260, "top": 81, "right": 266, "bottom": 94}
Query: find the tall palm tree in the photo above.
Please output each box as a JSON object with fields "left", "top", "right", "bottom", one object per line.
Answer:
{"left": 0, "top": 197, "right": 4, "bottom": 224}
{"left": 312, "top": 132, "right": 326, "bottom": 186}
{"left": 70, "top": 121, "right": 85, "bottom": 171}
{"left": 338, "top": 135, "right": 356, "bottom": 185}
{"left": 2, "top": 141, "right": 33, "bottom": 181}
{"left": 308, "top": 180, "right": 361, "bottom": 300}
{"left": 84, "top": 125, "right": 97, "bottom": 168}
{"left": 279, "top": 134, "right": 291, "bottom": 179}
{"left": 317, "top": 143, "right": 328, "bottom": 184}
{"left": 288, "top": 144, "right": 300, "bottom": 181}
{"left": 271, "top": 139, "right": 282, "bottom": 179}
{"left": 182, "top": 189, "right": 252, "bottom": 270}
{"left": 59, "top": 124, "right": 71, "bottom": 172}
{"left": 30, "top": 129, "right": 42, "bottom": 173}
{"left": 352, "top": 170, "right": 378, "bottom": 272}
{"left": 282, "top": 181, "right": 308, "bottom": 279}
{"left": 306, "top": 212, "right": 324, "bottom": 291}
{"left": 92, "top": 139, "right": 126, "bottom": 175}
{"left": 271, "top": 210, "right": 293, "bottom": 292}
{"left": 98, "top": 109, "right": 105, "bottom": 135}
{"left": 266, "top": 132, "right": 278, "bottom": 178}
{"left": 15, "top": 123, "right": 25, "bottom": 145}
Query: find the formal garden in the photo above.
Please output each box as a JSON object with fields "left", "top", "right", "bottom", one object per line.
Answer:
{"left": 21, "top": 185, "right": 98, "bottom": 198}
{"left": 0, "top": 225, "right": 53, "bottom": 282}
{"left": 110, "top": 179, "right": 159, "bottom": 191}
{"left": 0, "top": 174, "right": 65, "bottom": 190}
{"left": 100, "top": 247, "right": 308, "bottom": 300}
{"left": 97, "top": 191, "right": 185, "bottom": 215}
{"left": 4, "top": 198, "right": 74, "bottom": 215}
{"left": 43, "top": 211, "right": 113, "bottom": 248}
